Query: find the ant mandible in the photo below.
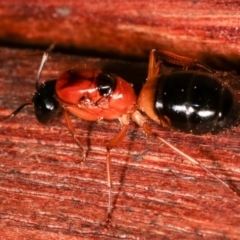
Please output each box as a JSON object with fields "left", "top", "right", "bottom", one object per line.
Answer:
{"left": 1, "top": 49, "right": 239, "bottom": 225}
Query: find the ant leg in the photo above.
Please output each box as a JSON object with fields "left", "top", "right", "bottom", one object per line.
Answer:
{"left": 154, "top": 135, "right": 234, "bottom": 192}
{"left": 138, "top": 50, "right": 162, "bottom": 125}
{"left": 154, "top": 49, "right": 215, "bottom": 73}
{"left": 147, "top": 49, "right": 161, "bottom": 80}
{"left": 105, "top": 115, "right": 129, "bottom": 226}
{"left": 63, "top": 110, "right": 86, "bottom": 161}
{"left": 132, "top": 110, "right": 237, "bottom": 196}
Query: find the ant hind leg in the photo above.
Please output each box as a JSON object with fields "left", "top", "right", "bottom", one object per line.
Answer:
{"left": 105, "top": 116, "right": 129, "bottom": 226}
{"left": 154, "top": 49, "right": 215, "bottom": 73}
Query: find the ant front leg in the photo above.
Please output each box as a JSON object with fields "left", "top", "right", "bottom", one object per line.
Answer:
{"left": 152, "top": 49, "right": 215, "bottom": 73}
{"left": 63, "top": 110, "right": 86, "bottom": 161}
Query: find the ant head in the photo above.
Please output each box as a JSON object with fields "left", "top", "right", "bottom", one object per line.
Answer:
{"left": 32, "top": 79, "right": 61, "bottom": 123}
{"left": 32, "top": 52, "right": 61, "bottom": 123}
{"left": 1, "top": 52, "right": 61, "bottom": 123}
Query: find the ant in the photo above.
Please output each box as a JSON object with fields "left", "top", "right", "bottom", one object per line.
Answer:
{"left": 1, "top": 49, "right": 239, "bottom": 226}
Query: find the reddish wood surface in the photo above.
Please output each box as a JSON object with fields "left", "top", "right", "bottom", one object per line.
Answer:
{"left": 1, "top": 1, "right": 240, "bottom": 69}
{"left": 0, "top": 47, "right": 240, "bottom": 239}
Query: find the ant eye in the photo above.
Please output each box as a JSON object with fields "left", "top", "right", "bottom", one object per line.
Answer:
{"left": 97, "top": 73, "right": 117, "bottom": 97}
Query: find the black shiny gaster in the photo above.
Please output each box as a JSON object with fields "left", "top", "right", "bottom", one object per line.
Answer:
{"left": 154, "top": 71, "right": 239, "bottom": 134}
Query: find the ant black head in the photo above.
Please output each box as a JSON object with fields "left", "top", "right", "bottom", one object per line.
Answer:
{"left": 1, "top": 52, "right": 61, "bottom": 123}
{"left": 32, "top": 52, "right": 61, "bottom": 123}
{"left": 32, "top": 79, "right": 61, "bottom": 123}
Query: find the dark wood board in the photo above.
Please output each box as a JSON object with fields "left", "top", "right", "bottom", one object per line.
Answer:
{"left": 0, "top": 47, "right": 240, "bottom": 239}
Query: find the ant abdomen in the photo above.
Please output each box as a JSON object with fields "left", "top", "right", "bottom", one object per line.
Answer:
{"left": 154, "top": 71, "right": 239, "bottom": 134}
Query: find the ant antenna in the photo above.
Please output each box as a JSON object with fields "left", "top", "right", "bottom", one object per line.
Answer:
{"left": 0, "top": 102, "right": 32, "bottom": 121}
{"left": 36, "top": 52, "right": 49, "bottom": 89}
{"left": 46, "top": 42, "right": 56, "bottom": 52}
{"left": 1, "top": 52, "right": 49, "bottom": 121}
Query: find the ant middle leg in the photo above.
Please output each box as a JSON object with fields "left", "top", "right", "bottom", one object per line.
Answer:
{"left": 105, "top": 115, "right": 129, "bottom": 226}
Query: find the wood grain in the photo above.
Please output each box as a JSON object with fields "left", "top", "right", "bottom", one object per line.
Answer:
{"left": 0, "top": 47, "right": 240, "bottom": 239}
{"left": 0, "top": 1, "right": 240, "bottom": 69}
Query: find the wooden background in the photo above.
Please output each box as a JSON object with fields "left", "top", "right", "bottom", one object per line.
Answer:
{"left": 1, "top": 1, "right": 240, "bottom": 69}
{"left": 0, "top": 1, "right": 240, "bottom": 239}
